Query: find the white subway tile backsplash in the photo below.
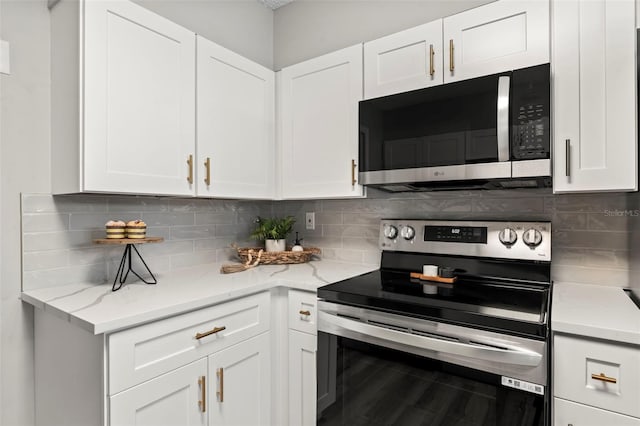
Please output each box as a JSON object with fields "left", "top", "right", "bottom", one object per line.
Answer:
{"left": 195, "top": 212, "right": 236, "bottom": 225}
{"left": 142, "top": 212, "right": 195, "bottom": 227}
{"left": 107, "top": 196, "right": 169, "bottom": 213}
{"left": 22, "top": 213, "right": 70, "bottom": 232}
{"left": 23, "top": 250, "right": 69, "bottom": 272}
{"left": 171, "top": 225, "right": 216, "bottom": 240}
{"left": 21, "top": 190, "right": 640, "bottom": 291}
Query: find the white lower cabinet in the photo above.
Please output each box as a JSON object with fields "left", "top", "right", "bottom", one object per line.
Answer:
{"left": 288, "top": 330, "right": 317, "bottom": 426}
{"left": 554, "top": 398, "right": 640, "bottom": 426}
{"left": 287, "top": 290, "right": 318, "bottom": 425}
{"left": 110, "top": 359, "right": 208, "bottom": 426}
{"left": 33, "top": 291, "right": 271, "bottom": 426}
{"left": 208, "top": 333, "right": 272, "bottom": 426}
{"left": 553, "top": 333, "right": 640, "bottom": 425}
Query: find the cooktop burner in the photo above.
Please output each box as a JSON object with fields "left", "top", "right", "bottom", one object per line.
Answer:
{"left": 317, "top": 220, "right": 552, "bottom": 339}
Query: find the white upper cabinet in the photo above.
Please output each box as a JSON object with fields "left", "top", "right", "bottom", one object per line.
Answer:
{"left": 196, "top": 36, "right": 275, "bottom": 199}
{"left": 552, "top": 0, "right": 637, "bottom": 193}
{"left": 279, "top": 45, "right": 364, "bottom": 199}
{"left": 443, "top": 0, "right": 550, "bottom": 83}
{"left": 52, "top": 0, "right": 196, "bottom": 196}
{"left": 364, "top": 20, "right": 443, "bottom": 99}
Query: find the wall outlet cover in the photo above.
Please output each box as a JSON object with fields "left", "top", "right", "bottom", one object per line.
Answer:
{"left": 305, "top": 212, "right": 315, "bottom": 230}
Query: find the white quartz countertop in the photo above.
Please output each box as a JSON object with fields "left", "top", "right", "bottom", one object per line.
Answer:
{"left": 21, "top": 259, "right": 377, "bottom": 335}
{"left": 552, "top": 282, "right": 640, "bottom": 345}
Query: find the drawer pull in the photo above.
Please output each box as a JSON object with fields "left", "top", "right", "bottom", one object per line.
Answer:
{"left": 195, "top": 326, "right": 226, "bottom": 340}
{"left": 198, "top": 376, "right": 206, "bottom": 412}
{"left": 299, "top": 310, "right": 311, "bottom": 316}
{"left": 217, "top": 368, "right": 224, "bottom": 402}
{"left": 591, "top": 372, "right": 617, "bottom": 384}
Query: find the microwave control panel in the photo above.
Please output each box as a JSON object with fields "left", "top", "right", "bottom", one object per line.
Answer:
{"left": 511, "top": 63, "right": 550, "bottom": 161}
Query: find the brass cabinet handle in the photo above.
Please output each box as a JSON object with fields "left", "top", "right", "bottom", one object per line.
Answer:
{"left": 565, "top": 139, "right": 571, "bottom": 177}
{"left": 429, "top": 44, "right": 435, "bottom": 77}
{"left": 198, "top": 376, "right": 206, "bottom": 412}
{"left": 204, "top": 157, "right": 211, "bottom": 186}
{"left": 299, "top": 310, "right": 311, "bottom": 316}
{"left": 187, "top": 154, "right": 194, "bottom": 184}
{"left": 217, "top": 368, "right": 224, "bottom": 402}
{"left": 449, "top": 39, "right": 454, "bottom": 72}
{"left": 351, "top": 159, "right": 357, "bottom": 186}
{"left": 591, "top": 372, "right": 617, "bottom": 384}
{"left": 195, "top": 326, "right": 226, "bottom": 340}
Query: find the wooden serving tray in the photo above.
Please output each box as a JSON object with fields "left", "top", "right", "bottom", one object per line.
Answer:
{"left": 93, "top": 237, "right": 164, "bottom": 245}
{"left": 409, "top": 272, "right": 457, "bottom": 284}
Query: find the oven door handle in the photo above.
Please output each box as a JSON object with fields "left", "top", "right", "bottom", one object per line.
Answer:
{"left": 318, "top": 311, "right": 542, "bottom": 367}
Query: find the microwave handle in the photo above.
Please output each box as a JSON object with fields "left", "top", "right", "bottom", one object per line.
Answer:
{"left": 497, "top": 76, "right": 510, "bottom": 162}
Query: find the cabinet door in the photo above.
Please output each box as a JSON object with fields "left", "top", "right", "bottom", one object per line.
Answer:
{"left": 196, "top": 36, "right": 275, "bottom": 199}
{"left": 364, "top": 20, "right": 443, "bottom": 99}
{"left": 84, "top": 1, "right": 196, "bottom": 196}
{"left": 552, "top": 0, "right": 637, "bottom": 192}
{"left": 288, "top": 330, "right": 317, "bottom": 426}
{"left": 208, "top": 332, "right": 271, "bottom": 425}
{"left": 110, "top": 359, "right": 207, "bottom": 426}
{"left": 279, "top": 45, "right": 364, "bottom": 199}
{"left": 443, "top": 0, "right": 549, "bottom": 83}
{"left": 554, "top": 397, "right": 640, "bottom": 426}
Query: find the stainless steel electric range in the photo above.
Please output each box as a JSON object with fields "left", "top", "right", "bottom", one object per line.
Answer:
{"left": 316, "top": 220, "right": 552, "bottom": 426}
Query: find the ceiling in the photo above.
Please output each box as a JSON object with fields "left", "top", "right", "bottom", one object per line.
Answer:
{"left": 258, "top": 0, "right": 296, "bottom": 10}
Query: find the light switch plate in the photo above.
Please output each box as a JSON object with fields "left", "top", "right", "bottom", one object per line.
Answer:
{"left": 0, "top": 40, "right": 10, "bottom": 75}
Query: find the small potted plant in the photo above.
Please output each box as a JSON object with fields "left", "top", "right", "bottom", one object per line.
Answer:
{"left": 250, "top": 216, "right": 296, "bottom": 252}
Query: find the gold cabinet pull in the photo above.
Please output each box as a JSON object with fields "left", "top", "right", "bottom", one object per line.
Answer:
{"left": 429, "top": 44, "right": 435, "bottom": 77}
{"left": 198, "top": 376, "right": 206, "bottom": 412}
{"left": 187, "top": 154, "right": 194, "bottom": 184}
{"left": 449, "top": 39, "right": 455, "bottom": 72}
{"left": 195, "top": 326, "right": 226, "bottom": 340}
{"left": 351, "top": 159, "right": 357, "bottom": 186}
{"left": 299, "top": 310, "right": 311, "bottom": 316}
{"left": 204, "top": 157, "right": 211, "bottom": 186}
{"left": 591, "top": 372, "right": 617, "bottom": 384}
{"left": 216, "top": 368, "right": 224, "bottom": 402}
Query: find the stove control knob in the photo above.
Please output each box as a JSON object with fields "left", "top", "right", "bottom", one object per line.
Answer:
{"left": 400, "top": 226, "right": 415, "bottom": 241}
{"left": 523, "top": 228, "right": 543, "bottom": 248}
{"left": 498, "top": 227, "right": 517, "bottom": 246}
{"left": 383, "top": 224, "right": 398, "bottom": 240}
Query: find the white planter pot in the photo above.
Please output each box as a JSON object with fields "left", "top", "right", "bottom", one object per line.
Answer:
{"left": 265, "top": 239, "right": 286, "bottom": 252}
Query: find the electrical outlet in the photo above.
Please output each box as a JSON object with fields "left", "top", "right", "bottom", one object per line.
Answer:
{"left": 305, "top": 212, "right": 315, "bottom": 230}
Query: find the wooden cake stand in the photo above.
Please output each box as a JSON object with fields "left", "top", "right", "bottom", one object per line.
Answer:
{"left": 93, "top": 237, "right": 164, "bottom": 291}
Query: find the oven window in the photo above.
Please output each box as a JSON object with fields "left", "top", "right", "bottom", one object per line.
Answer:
{"left": 317, "top": 333, "right": 545, "bottom": 426}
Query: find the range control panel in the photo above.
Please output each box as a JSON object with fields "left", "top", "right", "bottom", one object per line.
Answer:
{"left": 380, "top": 220, "right": 551, "bottom": 262}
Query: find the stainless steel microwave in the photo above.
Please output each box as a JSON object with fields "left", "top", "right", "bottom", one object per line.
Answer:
{"left": 359, "top": 63, "right": 551, "bottom": 192}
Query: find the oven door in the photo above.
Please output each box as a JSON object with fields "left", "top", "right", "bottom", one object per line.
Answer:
{"left": 316, "top": 302, "right": 548, "bottom": 426}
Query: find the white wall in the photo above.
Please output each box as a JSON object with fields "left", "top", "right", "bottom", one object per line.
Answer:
{"left": 273, "top": 0, "right": 496, "bottom": 69}
{"left": 133, "top": 0, "right": 275, "bottom": 68}
{"left": 0, "top": 1, "right": 50, "bottom": 424}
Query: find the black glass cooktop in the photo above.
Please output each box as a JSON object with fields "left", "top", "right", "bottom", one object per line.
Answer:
{"left": 317, "top": 252, "right": 551, "bottom": 339}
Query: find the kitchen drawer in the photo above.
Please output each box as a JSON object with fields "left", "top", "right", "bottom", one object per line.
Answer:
{"left": 109, "top": 291, "right": 270, "bottom": 395}
{"left": 554, "top": 334, "right": 640, "bottom": 418}
{"left": 288, "top": 289, "right": 317, "bottom": 335}
{"left": 554, "top": 397, "right": 640, "bottom": 426}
